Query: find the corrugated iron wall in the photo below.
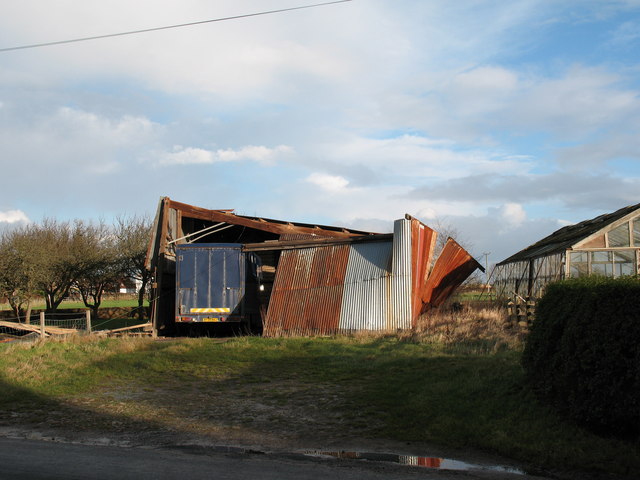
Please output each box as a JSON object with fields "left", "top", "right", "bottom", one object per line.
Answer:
{"left": 264, "top": 219, "right": 416, "bottom": 336}
{"left": 262, "top": 218, "right": 480, "bottom": 336}
{"left": 263, "top": 244, "right": 350, "bottom": 336}
{"left": 390, "top": 219, "right": 413, "bottom": 329}
{"left": 338, "top": 240, "right": 394, "bottom": 330}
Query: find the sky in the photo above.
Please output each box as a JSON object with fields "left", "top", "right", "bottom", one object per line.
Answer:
{"left": 1, "top": 0, "right": 639, "bottom": 268}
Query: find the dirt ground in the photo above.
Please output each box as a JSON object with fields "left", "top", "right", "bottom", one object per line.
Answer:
{"left": 0, "top": 373, "right": 540, "bottom": 479}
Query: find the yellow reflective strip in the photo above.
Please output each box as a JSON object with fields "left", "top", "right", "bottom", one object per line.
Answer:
{"left": 189, "top": 308, "right": 231, "bottom": 313}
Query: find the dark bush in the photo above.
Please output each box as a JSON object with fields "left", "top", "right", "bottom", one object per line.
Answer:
{"left": 522, "top": 276, "right": 640, "bottom": 438}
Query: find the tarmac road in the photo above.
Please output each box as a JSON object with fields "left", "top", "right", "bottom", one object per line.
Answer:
{"left": 0, "top": 436, "right": 552, "bottom": 480}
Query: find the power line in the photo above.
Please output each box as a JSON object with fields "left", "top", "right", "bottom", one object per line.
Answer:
{"left": 0, "top": 0, "right": 353, "bottom": 53}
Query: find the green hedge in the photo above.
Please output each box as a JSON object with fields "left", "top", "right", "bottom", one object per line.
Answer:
{"left": 522, "top": 276, "right": 640, "bottom": 438}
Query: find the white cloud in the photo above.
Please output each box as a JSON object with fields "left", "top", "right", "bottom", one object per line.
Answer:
{"left": 0, "top": 210, "right": 30, "bottom": 224}
{"left": 0, "top": 106, "right": 158, "bottom": 173}
{"left": 512, "top": 66, "right": 639, "bottom": 138}
{"left": 0, "top": 0, "right": 639, "bottom": 246}
{"left": 54, "top": 107, "right": 155, "bottom": 145}
{"left": 364, "top": 62, "right": 640, "bottom": 161}
{"left": 409, "top": 171, "right": 640, "bottom": 211}
{"left": 160, "top": 147, "right": 213, "bottom": 165}
{"left": 500, "top": 203, "right": 527, "bottom": 227}
{"left": 306, "top": 173, "right": 349, "bottom": 192}
{"left": 158, "top": 144, "right": 292, "bottom": 166}
{"left": 313, "top": 134, "right": 530, "bottom": 182}
{"left": 607, "top": 20, "right": 640, "bottom": 47}
{"left": 216, "top": 145, "right": 292, "bottom": 165}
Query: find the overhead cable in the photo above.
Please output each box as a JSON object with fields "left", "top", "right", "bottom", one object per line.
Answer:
{"left": 0, "top": 0, "right": 352, "bottom": 53}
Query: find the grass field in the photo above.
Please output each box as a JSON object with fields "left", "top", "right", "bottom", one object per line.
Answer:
{"left": 0, "top": 333, "right": 638, "bottom": 478}
{"left": 0, "top": 297, "right": 148, "bottom": 311}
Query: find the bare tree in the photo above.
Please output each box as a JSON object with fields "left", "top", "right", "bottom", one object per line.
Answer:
{"left": 115, "top": 215, "right": 152, "bottom": 319}
{"left": 6, "top": 219, "right": 94, "bottom": 312}
{"left": 430, "top": 217, "right": 473, "bottom": 261}
{"left": 0, "top": 228, "right": 36, "bottom": 322}
{"left": 73, "top": 221, "right": 122, "bottom": 319}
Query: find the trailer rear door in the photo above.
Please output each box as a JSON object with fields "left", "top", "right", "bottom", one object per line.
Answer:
{"left": 176, "top": 244, "right": 244, "bottom": 322}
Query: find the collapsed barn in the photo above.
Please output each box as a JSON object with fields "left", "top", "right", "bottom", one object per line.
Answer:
{"left": 145, "top": 197, "right": 482, "bottom": 337}
{"left": 493, "top": 202, "right": 640, "bottom": 300}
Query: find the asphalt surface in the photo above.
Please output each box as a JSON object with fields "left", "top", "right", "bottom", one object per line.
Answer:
{"left": 0, "top": 436, "right": 552, "bottom": 480}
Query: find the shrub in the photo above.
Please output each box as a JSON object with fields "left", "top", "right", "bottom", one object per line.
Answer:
{"left": 522, "top": 276, "right": 640, "bottom": 438}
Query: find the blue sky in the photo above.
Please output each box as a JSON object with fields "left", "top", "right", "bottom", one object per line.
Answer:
{"left": 1, "top": 0, "right": 639, "bottom": 266}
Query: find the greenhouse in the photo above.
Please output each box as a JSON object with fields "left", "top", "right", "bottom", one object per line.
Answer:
{"left": 493, "top": 203, "right": 640, "bottom": 299}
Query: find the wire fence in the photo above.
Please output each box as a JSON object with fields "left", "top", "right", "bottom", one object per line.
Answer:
{"left": 0, "top": 308, "right": 153, "bottom": 343}
{"left": 0, "top": 310, "right": 92, "bottom": 343}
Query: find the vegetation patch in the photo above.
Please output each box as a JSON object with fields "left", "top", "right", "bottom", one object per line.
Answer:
{"left": 522, "top": 276, "right": 640, "bottom": 438}
{"left": 1, "top": 332, "right": 639, "bottom": 477}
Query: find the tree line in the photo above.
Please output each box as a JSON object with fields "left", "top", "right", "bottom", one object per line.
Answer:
{"left": 0, "top": 216, "right": 152, "bottom": 321}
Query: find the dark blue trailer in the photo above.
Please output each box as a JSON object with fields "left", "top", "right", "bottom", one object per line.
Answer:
{"left": 175, "top": 243, "right": 262, "bottom": 331}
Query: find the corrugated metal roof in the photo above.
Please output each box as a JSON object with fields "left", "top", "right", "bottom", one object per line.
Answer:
{"left": 164, "top": 197, "right": 376, "bottom": 239}
{"left": 497, "top": 203, "right": 640, "bottom": 265}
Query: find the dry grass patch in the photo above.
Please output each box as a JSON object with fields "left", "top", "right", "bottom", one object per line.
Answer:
{"left": 412, "top": 304, "right": 524, "bottom": 350}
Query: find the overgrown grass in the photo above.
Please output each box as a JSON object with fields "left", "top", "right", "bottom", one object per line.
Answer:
{"left": 0, "top": 333, "right": 638, "bottom": 477}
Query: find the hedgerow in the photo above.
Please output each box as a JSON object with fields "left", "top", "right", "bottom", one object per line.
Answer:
{"left": 522, "top": 276, "right": 640, "bottom": 438}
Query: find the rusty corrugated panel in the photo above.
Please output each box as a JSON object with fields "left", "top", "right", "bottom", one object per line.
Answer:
{"left": 243, "top": 234, "right": 394, "bottom": 252}
{"left": 339, "top": 240, "right": 397, "bottom": 331}
{"left": 410, "top": 217, "right": 437, "bottom": 326}
{"left": 166, "top": 198, "right": 373, "bottom": 238}
{"left": 263, "top": 244, "right": 350, "bottom": 336}
{"left": 279, "top": 233, "right": 322, "bottom": 241}
{"left": 391, "top": 219, "right": 413, "bottom": 329}
{"left": 420, "top": 238, "right": 482, "bottom": 311}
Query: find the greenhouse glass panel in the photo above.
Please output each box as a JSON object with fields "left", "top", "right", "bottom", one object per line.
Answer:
{"left": 591, "top": 251, "right": 613, "bottom": 276}
{"left": 569, "top": 251, "right": 588, "bottom": 277}
{"left": 634, "top": 219, "right": 640, "bottom": 246}
{"left": 608, "top": 223, "right": 630, "bottom": 247}
{"left": 614, "top": 250, "right": 636, "bottom": 277}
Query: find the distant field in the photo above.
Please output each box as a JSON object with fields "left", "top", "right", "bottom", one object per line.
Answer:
{"left": 0, "top": 297, "right": 148, "bottom": 311}
{"left": 450, "top": 289, "right": 497, "bottom": 302}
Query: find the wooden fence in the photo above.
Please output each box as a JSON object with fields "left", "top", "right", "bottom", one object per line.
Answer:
{"left": 506, "top": 298, "right": 536, "bottom": 328}
{"left": 0, "top": 310, "right": 151, "bottom": 342}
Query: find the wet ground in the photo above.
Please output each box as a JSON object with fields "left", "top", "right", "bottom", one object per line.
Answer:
{"left": 302, "top": 450, "right": 527, "bottom": 476}
{"left": 0, "top": 432, "right": 552, "bottom": 480}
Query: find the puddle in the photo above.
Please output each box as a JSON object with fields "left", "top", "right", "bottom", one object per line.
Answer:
{"left": 303, "top": 450, "right": 526, "bottom": 475}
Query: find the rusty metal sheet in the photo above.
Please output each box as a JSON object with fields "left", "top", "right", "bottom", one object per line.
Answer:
{"left": 263, "top": 244, "right": 350, "bottom": 336}
{"left": 166, "top": 198, "right": 373, "bottom": 238}
{"left": 408, "top": 217, "right": 437, "bottom": 327}
{"left": 243, "top": 233, "right": 394, "bottom": 252}
{"left": 420, "top": 238, "right": 482, "bottom": 311}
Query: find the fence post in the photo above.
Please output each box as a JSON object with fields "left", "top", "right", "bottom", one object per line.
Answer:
{"left": 507, "top": 301, "right": 514, "bottom": 325}
{"left": 86, "top": 310, "right": 92, "bottom": 334}
{"left": 39, "top": 311, "right": 45, "bottom": 337}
